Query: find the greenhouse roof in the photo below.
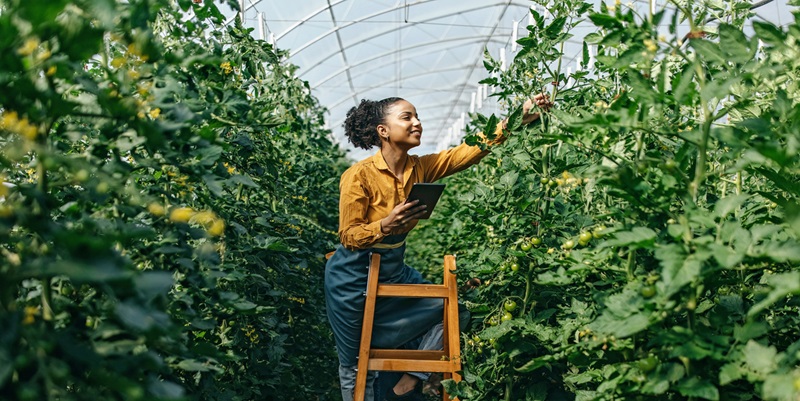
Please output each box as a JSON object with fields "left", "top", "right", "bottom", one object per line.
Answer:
{"left": 228, "top": 0, "right": 792, "bottom": 161}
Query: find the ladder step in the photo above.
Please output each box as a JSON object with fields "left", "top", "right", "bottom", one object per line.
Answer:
{"left": 377, "top": 284, "right": 449, "bottom": 298}
{"left": 367, "top": 358, "right": 460, "bottom": 373}
{"left": 369, "top": 349, "right": 447, "bottom": 360}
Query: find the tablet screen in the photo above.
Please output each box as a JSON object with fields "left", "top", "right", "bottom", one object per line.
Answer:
{"left": 406, "top": 183, "right": 445, "bottom": 219}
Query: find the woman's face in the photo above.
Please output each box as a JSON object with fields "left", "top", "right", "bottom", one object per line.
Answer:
{"left": 378, "top": 99, "right": 422, "bottom": 150}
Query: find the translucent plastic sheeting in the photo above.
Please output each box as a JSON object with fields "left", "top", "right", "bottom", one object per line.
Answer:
{"left": 228, "top": 0, "right": 790, "bottom": 161}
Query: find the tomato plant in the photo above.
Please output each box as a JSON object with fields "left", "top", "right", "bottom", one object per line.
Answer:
{"left": 408, "top": 0, "right": 800, "bottom": 399}
{"left": 0, "top": 1, "right": 343, "bottom": 399}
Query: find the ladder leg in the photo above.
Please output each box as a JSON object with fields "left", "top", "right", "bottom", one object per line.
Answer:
{"left": 444, "top": 255, "right": 461, "bottom": 400}
{"left": 354, "top": 253, "right": 381, "bottom": 401}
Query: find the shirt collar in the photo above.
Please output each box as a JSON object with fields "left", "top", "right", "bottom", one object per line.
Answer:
{"left": 371, "top": 150, "right": 389, "bottom": 171}
{"left": 371, "top": 149, "right": 418, "bottom": 171}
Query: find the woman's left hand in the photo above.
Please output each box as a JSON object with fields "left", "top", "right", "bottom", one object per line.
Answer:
{"left": 521, "top": 93, "right": 553, "bottom": 124}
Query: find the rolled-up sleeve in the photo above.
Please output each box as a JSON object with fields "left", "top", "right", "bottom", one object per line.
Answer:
{"left": 419, "top": 122, "right": 507, "bottom": 182}
{"left": 338, "top": 169, "right": 385, "bottom": 249}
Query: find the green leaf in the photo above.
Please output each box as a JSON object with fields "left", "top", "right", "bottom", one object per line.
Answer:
{"left": 743, "top": 340, "right": 778, "bottom": 376}
{"left": 656, "top": 245, "right": 702, "bottom": 298}
{"left": 599, "top": 312, "right": 650, "bottom": 338}
{"left": 690, "top": 39, "right": 726, "bottom": 65}
{"left": 176, "top": 358, "right": 220, "bottom": 373}
{"left": 545, "top": 17, "right": 567, "bottom": 38}
{"left": 604, "top": 227, "right": 657, "bottom": 249}
{"left": 0, "top": 349, "right": 11, "bottom": 387}
{"left": 759, "top": 240, "right": 800, "bottom": 263}
{"left": 498, "top": 171, "right": 519, "bottom": 188}
{"left": 589, "top": 13, "right": 623, "bottom": 30}
{"left": 719, "top": 363, "right": 743, "bottom": 385}
{"left": 733, "top": 321, "right": 769, "bottom": 342}
{"left": 230, "top": 174, "right": 258, "bottom": 188}
{"left": 203, "top": 174, "right": 225, "bottom": 197}
{"left": 676, "top": 377, "right": 719, "bottom": 400}
{"left": 584, "top": 33, "right": 602, "bottom": 44}
{"left": 713, "top": 194, "right": 749, "bottom": 219}
{"left": 752, "top": 21, "right": 786, "bottom": 47}
{"left": 754, "top": 167, "right": 800, "bottom": 195}
{"left": 515, "top": 353, "right": 557, "bottom": 373}
{"left": 708, "top": 243, "right": 743, "bottom": 269}
{"left": 718, "top": 23, "right": 755, "bottom": 63}
{"left": 748, "top": 271, "right": 800, "bottom": 317}
{"left": 133, "top": 271, "right": 174, "bottom": 301}
{"left": 762, "top": 374, "right": 796, "bottom": 401}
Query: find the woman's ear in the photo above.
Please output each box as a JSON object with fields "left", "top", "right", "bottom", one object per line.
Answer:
{"left": 376, "top": 124, "right": 389, "bottom": 141}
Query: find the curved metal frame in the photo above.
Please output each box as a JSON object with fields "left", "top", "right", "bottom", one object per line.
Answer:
{"left": 237, "top": 0, "right": 532, "bottom": 150}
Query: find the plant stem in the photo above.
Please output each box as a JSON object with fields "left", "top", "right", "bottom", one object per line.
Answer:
{"left": 626, "top": 249, "right": 635, "bottom": 282}
{"left": 523, "top": 268, "right": 532, "bottom": 313}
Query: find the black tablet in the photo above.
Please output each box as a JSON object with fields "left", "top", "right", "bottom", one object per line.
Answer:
{"left": 406, "top": 183, "right": 445, "bottom": 219}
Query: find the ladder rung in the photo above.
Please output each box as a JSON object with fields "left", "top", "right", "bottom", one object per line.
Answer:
{"left": 376, "top": 284, "right": 449, "bottom": 298}
{"left": 369, "top": 349, "right": 447, "bottom": 360}
{"left": 367, "top": 358, "right": 460, "bottom": 373}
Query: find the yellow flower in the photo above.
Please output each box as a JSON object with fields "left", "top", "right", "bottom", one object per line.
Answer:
{"left": 190, "top": 210, "right": 214, "bottom": 225}
{"left": 127, "top": 43, "right": 140, "bottom": 56}
{"left": 23, "top": 306, "right": 39, "bottom": 325}
{"left": 46, "top": 66, "right": 57, "bottom": 76}
{"left": 169, "top": 207, "right": 195, "bottom": 223}
{"left": 0, "top": 110, "right": 38, "bottom": 140}
{"left": 644, "top": 39, "right": 658, "bottom": 53}
{"left": 110, "top": 57, "right": 126, "bottom": 68}
{"left": 149, "top": 108, "right": 161, "bottom": 119}
{"left": 220, "top": 61, "right": 233, "bottom": 75}
{"left": 17, "top": 38, "right": 39, "bottom": 56}
{"left": 207, "top": 219, "right": 225, "bottom": 237}
{"left": 35, "top": 49, "right": 51, "bottom": 62}
{"left": 148, "top": 203, "right": 166, "bottom": 216}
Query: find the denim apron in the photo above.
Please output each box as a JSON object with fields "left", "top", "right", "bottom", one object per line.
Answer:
{"left": 324, "top": 233, "right": 444, "bottom": 367}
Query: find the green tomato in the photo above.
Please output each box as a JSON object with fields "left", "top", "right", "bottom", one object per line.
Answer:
{"left": 563, "top": 240, "right": 575, "bottom": 250}
{"left": 501, "top": 312, "right": 513, "bottom": 322}
{"left": 504, "top": 300, "right": 517, "bottom": 312}
{"left": 686, "top": 298, "right": 697, "bottom": 311}
{"left": 74, "top": 169, "right": 89, "bottom": 182}
{"left": 540, "top": 177, "right": 550, "bottom": 185}
{"left": 520, "top": 241, "right": 532, "bottom": 251}
{"left": 592, "top": 226, "right": 606, "bottom": 239}
{"left": 638, "top": 356, "right": 658, "bottom": 372}
{"left": 510, "top": 263, "right": 520, "bottom": 272}
{"left": 530, "top": 236, "right": 542, "bottom": 246}
{"left": 96, "top": 182, "right": 109, "bottom": 194}
{"left": 579, "top": 232, "right": 592, "bottom": 243}
{"left": 640, "top": 285, "right": 656, "bottom": 298}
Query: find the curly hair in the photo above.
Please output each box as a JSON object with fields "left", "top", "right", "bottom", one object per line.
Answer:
{"left": 343, "top": 97, "right": 404, "bottom": 150}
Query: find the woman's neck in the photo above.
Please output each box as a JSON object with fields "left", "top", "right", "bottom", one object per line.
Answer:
{"left": 381, "top": 146, "right": 408, "bottom": 180}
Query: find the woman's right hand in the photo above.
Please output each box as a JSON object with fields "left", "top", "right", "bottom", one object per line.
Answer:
{"left": 380, "top": 199, "right": 427, "bottom": 234}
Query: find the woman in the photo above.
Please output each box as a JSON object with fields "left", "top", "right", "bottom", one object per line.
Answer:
{"left": 325, "top": 94, "right": 550, "bottom": 401}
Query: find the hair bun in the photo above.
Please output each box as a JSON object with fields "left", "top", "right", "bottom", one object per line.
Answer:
{"left": 343, "top": 97, "right": 404, "bottom": 150}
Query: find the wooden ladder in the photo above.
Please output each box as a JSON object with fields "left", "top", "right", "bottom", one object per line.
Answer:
{"left": 353, "top": 253, "right": 462, "bottom": 401}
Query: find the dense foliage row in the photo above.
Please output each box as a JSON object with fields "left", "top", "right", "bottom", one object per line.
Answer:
{"left": 408, "top": 0, "right": 800, "bottom": 400}
{"left": 0, "top": 0, "right": 343, "bottom": 400}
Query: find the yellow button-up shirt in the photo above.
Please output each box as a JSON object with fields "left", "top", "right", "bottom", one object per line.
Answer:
{"left": 338, "top": 123, "right": 507, "bottom": 249}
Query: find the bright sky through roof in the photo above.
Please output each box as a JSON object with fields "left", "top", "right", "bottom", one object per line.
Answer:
{"left": 222, "top": 0, "right": 792, "bottom": 161}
